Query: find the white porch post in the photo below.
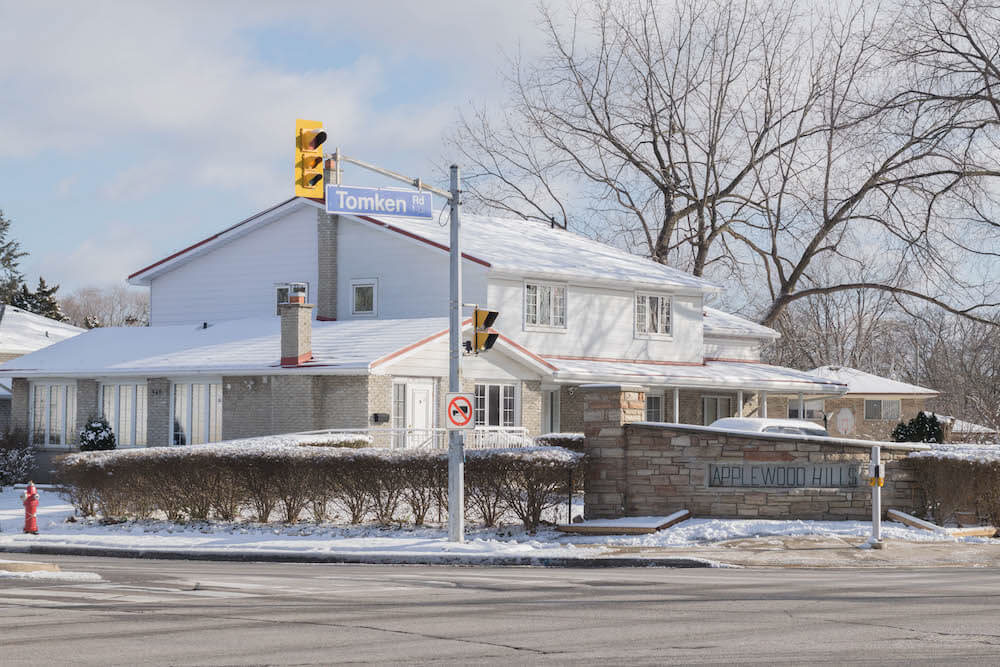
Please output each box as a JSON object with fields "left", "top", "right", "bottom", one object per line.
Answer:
{"left": 761, "top": 391, "right": 768, "bottom": 418}
{"left": 798, "top": 393, "right": 805, "bottom": 420}
{"left": 737, "top": 390, "right": 744, "bottom": 417}
{"left": 672, "top": 387, "right": 680, "bottom": 424}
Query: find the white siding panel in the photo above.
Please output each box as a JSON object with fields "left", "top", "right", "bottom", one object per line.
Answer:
{"left": 488, "top": 278, "right": 703, "bottom": 362}
{"left": 149, "top": 207, "right": 319, "bottom": 326}
{"left": 384, "top": 334, "right": 542, "bottom": 382}
{"left": 337, "top": 221, "right": 488, "bottom": 321}
{"left": 703, "top": 337, "right": 761, "bottom": 361}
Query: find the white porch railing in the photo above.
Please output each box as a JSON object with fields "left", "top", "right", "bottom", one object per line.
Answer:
{"left": 296, "top": 426, "right": 533, "bottom": 450}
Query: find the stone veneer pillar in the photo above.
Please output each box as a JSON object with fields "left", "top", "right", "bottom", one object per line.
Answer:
{"left": 11, "top": 378, "right": 29, "bottom": 434}
{"left": 582, "top": 384, "right": 645, "bottom": 519}
{"left": 146, "top": 377, "right": 171, "bottom": 446}
{"left": 316, "top": 210, "right": 338, "bottom": 320}
{"left": 75, "top": 379, "right": 99, "bottom": 443}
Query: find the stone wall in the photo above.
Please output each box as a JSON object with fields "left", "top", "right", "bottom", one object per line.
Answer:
{"left": 521, "top": 380, "right": 542, "bottom": 435}
{"left": 582, "top": 384, "right": 922, "bottom": 521}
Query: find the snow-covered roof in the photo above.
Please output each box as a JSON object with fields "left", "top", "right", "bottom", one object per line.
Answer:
{"left": 548, "top": 358, "right": 848, "bottom": 394}
{"left": 129, "top": 197, "right": 720, "bottom": 293}
{"left": 807, "top": 366, "right": 937, "bottom": 396}
{"left": 0, "top": 317, "right": 455, "bottom": 377}
{"left": 703, "top": 307, "right": 779, "bottom": 339}
{"left": 929, "top": 414, "right": 998, "bottom": 435}
{"left": 0, "top": 305, "right": 83, "bottom": 355}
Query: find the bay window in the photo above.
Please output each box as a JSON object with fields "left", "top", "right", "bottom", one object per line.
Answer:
{"left": 100, "top": 383, "right": 148, "bottom": 447}
{"left": 29, "top": 382, "right": 76, "bottom": 447}
{"left": 474, "top": 383, "right": 516, "bottom": 427}
{"left": 524, "top": 282, "right": 566, "bottom": 329}
{"left": 172, "top": 381, "right": 223, "bottom": 445}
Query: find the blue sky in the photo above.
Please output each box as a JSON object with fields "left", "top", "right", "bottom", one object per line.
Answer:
{"left": 0, "top": 2, "right": 547, "bottom": 291}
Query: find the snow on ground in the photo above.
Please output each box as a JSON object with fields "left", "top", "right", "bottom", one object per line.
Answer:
{"left": 910, "top": 443, "right": 1000, "bottom": 463}
{"left": 0, "top": 569, "right": 102, "bottom": 582}
{"left": 1, "top": 488, "right": 995, "bottom": 560}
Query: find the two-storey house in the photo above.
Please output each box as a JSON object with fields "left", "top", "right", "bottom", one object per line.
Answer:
{"left": 1, "top": 196, "right": 847, "bottom": 477}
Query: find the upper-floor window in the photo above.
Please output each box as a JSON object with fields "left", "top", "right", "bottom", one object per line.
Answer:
{"left": 351, "top": 278, "right": 378, "bottom": 316}
{"left": 864, "top": 399, "right": 900, "bottom": 421}
{"left": 524, "top": 282, "right": 566, "bottom": 329}
{"left": 100, "top": 382, "right": 148, "bottom": 447}
{"left": 275, "top": 282, "right": 309, "bottom": 316}
{"left": 635, "top": 293, "right": 672, "bottom": 337}
{"left": 29, "top": 382, "right": 76, "bottom": 447}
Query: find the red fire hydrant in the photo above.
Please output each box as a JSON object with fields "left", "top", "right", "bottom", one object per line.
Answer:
{"left": 21, "top": 481, "right": 39, "bottom": 535}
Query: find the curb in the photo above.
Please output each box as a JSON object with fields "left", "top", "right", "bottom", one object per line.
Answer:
{"left": 0, "top": 544, "right": 718, "bottom": 568}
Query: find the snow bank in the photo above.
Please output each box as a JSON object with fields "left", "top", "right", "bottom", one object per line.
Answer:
{"left": 909, "top": 444, "right": 1000, "bottom": 464}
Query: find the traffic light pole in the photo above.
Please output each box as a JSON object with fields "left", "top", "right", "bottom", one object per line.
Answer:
{"left": 447, "top": 164, "right": 464, "bottom": 543}
{"left": 323, "top": 151, "right": 465, "bottom": 543}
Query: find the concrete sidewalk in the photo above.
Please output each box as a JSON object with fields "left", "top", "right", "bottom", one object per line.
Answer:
{"left": 4, "top": 536, "right": 1000, "bottom": 568}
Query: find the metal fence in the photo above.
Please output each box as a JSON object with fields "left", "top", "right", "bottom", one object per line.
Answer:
{"left": 295, "top": 426, "right": 533, "bottom": 450}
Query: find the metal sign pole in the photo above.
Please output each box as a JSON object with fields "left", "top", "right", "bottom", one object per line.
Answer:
{"left": 447, "top": 164, "right": 465, "bottom": 543}
{"left": 871, "top": 445, "right": 883, "bottom": 549}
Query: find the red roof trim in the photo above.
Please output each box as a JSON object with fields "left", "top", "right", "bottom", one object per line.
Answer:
{"left": 128, "top": 197, "right": 301, "bottom": 280}
{"left": 357, "top": 215, "right": 492, "bottom": 268}
{"left": 370, "top": 317, "right": 475, "bottom": 368}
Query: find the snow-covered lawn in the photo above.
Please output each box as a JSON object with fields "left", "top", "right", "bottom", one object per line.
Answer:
{"left": 1, "top": 487, "right": 995, "bottom": 562}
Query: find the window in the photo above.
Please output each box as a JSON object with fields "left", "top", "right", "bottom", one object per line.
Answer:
{"left": 29, "top": 382, "right": 77, "bottom": 447}
{"left": 635, "top": 294, "right": 672, "bottom": 336}
{"left": 789, "top": 399, "right": 824, "bottom": 420}
{"left": 865, "top": 399, "right": 900, "bottom": 421}
{"left": 645, "top": 394, "right": 664, "bottom": 421}
{"left": 392, "top": 382, "right": 407, "bottom": 448}
{"left": 172, "top": 381, "right": 223, "bottom": 445}
{"left": 100, "top": 383, "right": 148, "bottom": 447}
{"left": 274, "top": 283, "right": 308, "bottom": 316}
{"left": 703, "top": 396, "right": 733, "bottom": 425}
{"left": 474, "top": 383, "right": 516, "bottom": 427}
{"left": 524, "top": 282, "right": 566, "bottom": 329}
{"left": 351, "top": 279, "right": 377, "bottom": 316}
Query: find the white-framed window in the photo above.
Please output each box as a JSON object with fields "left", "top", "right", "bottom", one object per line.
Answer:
{"left": 274, "top": 282, "right": 308, "bottom": 316}
{"left": 392, "top": 382, "right": 407, "bottom": 448}
{"left": 100, "top": 382, "right": 148, "bottom": 447}
{"left": 171, "top": 381, "right": 223, "bottom": 445}
{"left": 645, "top": 394, "right": 664, "bottom": 422}
{"left": 789, "top": 399, "right": 825, "bottom": 420}
{"left": 703, "top": 395, "right": 733, "bottom": 425}
{"left": 29, "top": 382, "right": 77, "bottom": 447}
{"left": 351, "top": 278, "right": 378, "bottom": 316}
{"left": 474, "top": 383, "right": 516, "bottom": 427}
{"left": 524, "top": 282, "right": 567, "bottom": 329}
{"left": 865, "top": 399, "right": 900, "bottom": 421}
{"left": 635, "top": 293, "right": 672, "bottom": 337}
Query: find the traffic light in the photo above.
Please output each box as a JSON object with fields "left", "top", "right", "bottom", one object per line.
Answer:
{"left": 295, "top": 119, "right": 327, "bottom": 198}
{"left": 473, "top": 307, "right": 499, "bottom": 353}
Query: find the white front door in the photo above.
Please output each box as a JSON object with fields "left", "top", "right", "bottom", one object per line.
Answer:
{"left": 406, "top": 380, "right": 434, "bottom": 448}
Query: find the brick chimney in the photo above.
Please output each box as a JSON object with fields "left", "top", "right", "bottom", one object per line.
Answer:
{"left": 279, "top": 282, "right": 314, "bottom": 366}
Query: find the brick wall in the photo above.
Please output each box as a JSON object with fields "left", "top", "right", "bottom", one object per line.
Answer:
{"left": 75, "top": 379, "right": 99, "bottom": 440}
{"left": 582, "top": 385, "right": 922, "bottom": 521}
{"left": 147, "top": 377, "right": 171, "bottom": 446}
{"left": 818, "top": 396, "right": 932, "bottom": 440}
{"left": 367, "top": 375, "right": 392, "bottom": 429}
{"left": 521, "top": 380, "right": 542, "bottom": 435}
{"left": 11, "top": 378, "right": 28, "bottom": 433}
{"left": 315, "top": 375, "right": 370, "bottom": 429}
{"left": 559, "top": 386, "right": 584, "bottom": 433}
{"left": 316, "top": 210, "right": 338, "bottom": 320}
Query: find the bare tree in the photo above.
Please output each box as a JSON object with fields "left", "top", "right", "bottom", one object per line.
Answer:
{"left": 451, "top": 0, "right": 1000, "bottom": 327}
{"left": 59, "top": 284, "right": 149, "bottom": 328}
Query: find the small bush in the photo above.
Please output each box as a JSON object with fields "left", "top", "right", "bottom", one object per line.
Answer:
{"left": 909, "top": 450, "right": 1000, "bottom": 525}
{"left": 79, "top": 417, "right": 117, "bottom": 451}
{"left": 534, "top": 433, "right": 585, "bottom": 452}
{"left": 893, "top": 412, "right": 944, "bottom": 444}
{"left": 0, "top": 430, "right": 34, "bottom": 490}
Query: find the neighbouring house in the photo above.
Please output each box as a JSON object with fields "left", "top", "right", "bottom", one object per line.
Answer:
{"left": 798, "top": 366, "right": 940, "bottom": 441}
{"left": 0, "top": 305, "right": 83, "bottom": 434}
{"left": 1, "top": 196, "right": 850, "bottom": 479}
{"left": 931, "top": 416, "right": 999, "bottom": 444}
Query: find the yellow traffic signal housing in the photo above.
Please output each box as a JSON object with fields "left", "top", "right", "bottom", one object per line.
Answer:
{"left": 473, "top": 307, "right": 499, "bottom": 352}
{"left": 295, "top": 119, "right": 327, "bottom": 198}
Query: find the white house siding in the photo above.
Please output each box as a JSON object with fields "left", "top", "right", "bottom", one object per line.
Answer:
{"left": 148, "top": 206, "right": 319, "bottom": 326}
{"left": 702, "top": 336, "right": 762, "bottom": 362}
{"left": 487, "top": 277, "right": 704, "bottom": 362}
{"left": 336, "top": 221, "right": 488, "bottom": 321}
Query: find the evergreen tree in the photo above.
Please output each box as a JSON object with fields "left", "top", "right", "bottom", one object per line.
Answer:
{"left": 29, "top": 277, "right": 64, "bottom": 321}
{"left": 892, "top": 411, "right": 944, "bottom": 443}
{"left": 0, "top": 210, "right": 26, "bottom": 305}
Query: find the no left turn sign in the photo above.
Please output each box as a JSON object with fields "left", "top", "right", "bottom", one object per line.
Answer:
{"left": 446, "top": 393, "right": 475, "bottom": 430}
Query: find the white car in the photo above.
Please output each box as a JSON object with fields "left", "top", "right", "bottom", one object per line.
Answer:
{"left": 709, "top": 417, "right": 829, "bottom": 437}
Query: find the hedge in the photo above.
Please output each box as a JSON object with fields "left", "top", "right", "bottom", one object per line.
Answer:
{"left": 908, "top": 448, "right": 1000, "bottom": 526}
{"left": 55, "top": 435, "right": 584, "bottom": 531}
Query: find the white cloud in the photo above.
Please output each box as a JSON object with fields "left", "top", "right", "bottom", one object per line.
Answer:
{"left": 31, "top": 221, "right": 156, "bottom": 290}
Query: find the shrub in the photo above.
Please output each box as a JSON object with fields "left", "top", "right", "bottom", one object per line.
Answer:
{"left": 0, "top": 430, "right": 34, "bottom": 490}
{"left": 54, "top": 436, "right": 584, "bottom": 530}
{"left": 893, "top": 412, "right": 944, "bottom": 444}
{"left": 79, "top": 417, "right": 117, "bottom": 451}
{"left": 534, "top": 433, "right": 585, "bottom": 452}
{"left": 909, "top": 447, "right": 1000, "bottom": 525}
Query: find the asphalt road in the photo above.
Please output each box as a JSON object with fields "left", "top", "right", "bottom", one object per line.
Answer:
{"left": 3, "top": 555, "right": 1000, "bottom": 665}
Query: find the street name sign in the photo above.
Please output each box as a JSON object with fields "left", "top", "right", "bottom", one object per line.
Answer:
{"left": 326, "top": 185, "right": 433, "bottom": 219}
{"left": 446, "top": 393, "right": 475, "bottom": 430}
